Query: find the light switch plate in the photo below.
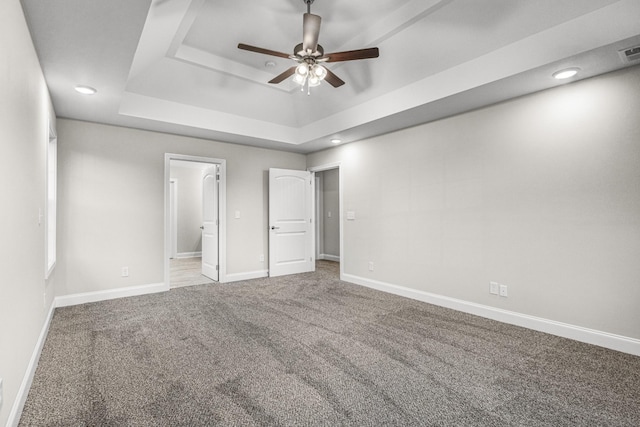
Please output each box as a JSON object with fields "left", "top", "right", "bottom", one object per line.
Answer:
{"left": 346, "top": 211, "right": 356, "bottom": 220}
{"left": 490, "top": 281, "right": 499, "bottom": 295}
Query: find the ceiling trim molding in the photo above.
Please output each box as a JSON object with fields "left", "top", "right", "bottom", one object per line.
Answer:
{"left": 165, "top": 0, "right": 206, "bottom": 57}
{"left": 173, "top": 45, "right": 292, "bottom": 92}
{"left": 126, "top": 0, "right": 193, "bottom": 82}
{"left": 119, "top": 91, "right": 302, "bottom": 144}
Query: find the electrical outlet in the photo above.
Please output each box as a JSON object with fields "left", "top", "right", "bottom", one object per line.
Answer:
{"left": 499, "top": 284, "right": 508, "bottom": 297}
{"left": 327, "top": 211, "right": 332, "bottom": 218}
{"left": 368, "top": 261, "right": 374, "bottom": 271}
{"left": 121, "top": 267, "right": 129, "bottom": 277}
{"left": 490, "top": 281, "right": 499, "bottom": 295}
{"left": 235, "top": 210, "right": 241, "bottom": 219}
{"left": 259, "top": 254, "right": 264, "bottom": 262}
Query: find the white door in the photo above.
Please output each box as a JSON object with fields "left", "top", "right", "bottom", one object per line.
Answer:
{"left": 202, "top": 165, "right": 219, "bottom": 281}
{"left": 269, "top": 168, "right": 314, "bottom": 277}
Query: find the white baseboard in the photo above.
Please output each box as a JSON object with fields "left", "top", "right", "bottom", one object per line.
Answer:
{"left": 176, "top": 251, "right": 202, "bottom": 259}
{"left": 55, "top": 282, "right": 168, "bottom": 308}
{"left": 319, "top": 254, "right": 340, "bottom": 262}
{"left": 343, "top": 273, "right": 640, "bottom": 357}
{"left": 224, "top": 270, "right": 268, "bottom": 283}
{"left": 7, "top": 301, "right": 56, "bottom": 427}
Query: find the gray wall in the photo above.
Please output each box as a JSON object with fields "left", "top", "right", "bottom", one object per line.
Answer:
{"left": 56, "top": 119, "right": 306, "bottom": 296}
{"left": 308, "top": 66, "right": 640, "bottom": 340}
{"left": 321, "top": 168, "right": 340, "bottom": 258}
{"left": 0, "top": 1, "right": 57, "bottom": 425}
{"left": 170, "top": 165, "right": 203, "bottom": 255}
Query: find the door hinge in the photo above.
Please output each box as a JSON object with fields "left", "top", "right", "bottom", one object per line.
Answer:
{"left": 216, "top": 265, "right": 219, "bottom": 271}
{"left": 216, "top": 219, "right": 219, "bottom": 226}
{"left": 216, "top": 174, "right": 220, "bottom": 181}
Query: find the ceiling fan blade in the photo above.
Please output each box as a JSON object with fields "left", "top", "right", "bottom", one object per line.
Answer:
{"left": 323, "top": 68, "right": 345, "bottom": 88}
{"left": 268, "top": 66, "right": 297, "bottom": 84}
{"left": 238, "top": 43, "right": 291, "bottom": 59}
{"left": 302, "top": 13, "right": 321, "bottom": 53}
{"left": 324, "top": 47, "right": 379, "bottom": 63}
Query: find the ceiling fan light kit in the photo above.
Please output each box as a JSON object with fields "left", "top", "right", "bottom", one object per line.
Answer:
{"left": 294, "top": 61, "right": 327, "bottom": 91}
{"left": 238, "top": 0, "right": 379, "bottom": 95}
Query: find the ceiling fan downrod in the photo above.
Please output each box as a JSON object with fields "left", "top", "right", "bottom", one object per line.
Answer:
{"left": 303, "top": 0, "right": 314, "bottom": 14}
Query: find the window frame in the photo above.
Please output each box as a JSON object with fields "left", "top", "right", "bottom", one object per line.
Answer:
{"left": 45, "top": 120, "right": 57, "bottom": 279}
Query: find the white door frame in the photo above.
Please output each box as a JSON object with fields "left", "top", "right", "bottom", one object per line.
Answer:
{"left": 308, "top": 162, "right": 343, "bottom": 280}
{"left": 164, "top": 153, "right": 227, "bottom": 288}
{"left": 315, "top": 175, "right": 323, "bottom": 259}
{"left": 169, "top": 179, "right": 178, "bottom": 259}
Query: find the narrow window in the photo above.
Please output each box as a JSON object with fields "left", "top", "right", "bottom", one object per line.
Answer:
{"left": 46, "top": 123, "right": 57, "bottom": 277}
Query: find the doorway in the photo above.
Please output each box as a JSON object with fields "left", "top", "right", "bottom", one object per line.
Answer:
{"left": 164, "top": 154, "right": 227, "bottom": 289}
{"left": 309, "top": 163, "right": 342, "bottom": 279}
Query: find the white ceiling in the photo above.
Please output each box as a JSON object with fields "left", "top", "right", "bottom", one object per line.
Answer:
{"left": 21, "top": 0, "right": 640, "bottom": 153}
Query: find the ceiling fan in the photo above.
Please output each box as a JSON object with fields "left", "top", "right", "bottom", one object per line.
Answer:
{"left": 238, "top": 0, "right": 379, "bottom": 93}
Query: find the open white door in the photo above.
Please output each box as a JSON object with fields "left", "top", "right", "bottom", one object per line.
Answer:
{"left": 269, "top": 168, "right": 314, "bottom": 277}
{"left": 202, "top": 165, "right": 219, "bottom": 281}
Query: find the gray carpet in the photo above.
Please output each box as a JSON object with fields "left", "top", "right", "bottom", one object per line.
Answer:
{"left": 20, "top": 261, "right": 640, "bottom": 426}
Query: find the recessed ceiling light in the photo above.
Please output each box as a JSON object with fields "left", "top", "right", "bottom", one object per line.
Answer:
{"left": 265, "top": 61, "right": 276, "bottom": 69}
{"left": 331, "top": 138, "right": 342, "bottom": 144}
{"left": 74, "top": 85, "right": 97, "bottom": 95}
{"left": 552, "top": 68, "right": 580, "bottom": 80}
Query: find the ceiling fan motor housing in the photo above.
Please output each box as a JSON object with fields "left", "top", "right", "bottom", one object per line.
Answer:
{"left": 294, "top": 43, "right": 324, "bottom": 58}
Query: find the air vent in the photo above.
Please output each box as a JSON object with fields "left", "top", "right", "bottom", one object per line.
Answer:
{"left": 618, "top": 45, "right": 640, "bottom": 63}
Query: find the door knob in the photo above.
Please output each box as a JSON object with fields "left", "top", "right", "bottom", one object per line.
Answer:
{"left": 270, "top": 226, "right": 280, "bottom": 230}
{"left": 200, "top": 226, "right": 204, "bottom": 229}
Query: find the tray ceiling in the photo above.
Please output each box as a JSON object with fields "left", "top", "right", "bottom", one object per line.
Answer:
{"left": 21, "top": 0, "right": 640, "bottom": 153}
